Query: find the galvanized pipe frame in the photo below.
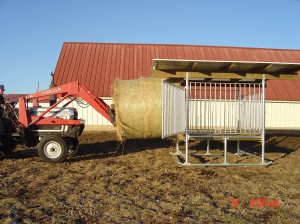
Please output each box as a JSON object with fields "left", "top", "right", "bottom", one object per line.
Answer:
{"left": 174, "top": 136, "right": 272, "bottom": 167}
{"left": 174, "top": 72, "right": 272, "bottom": 167}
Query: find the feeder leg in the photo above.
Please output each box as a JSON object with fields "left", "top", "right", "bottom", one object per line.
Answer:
{"left": 185, "top": 134, "right": 189, "bottom": 164}
{"left": 237, "top": 140, "right": 240, "bottom": 154}
{"left": 224, "top": 138, "right": 229, "bottom": 164}
{"left": 206, "top": 139, "right": 211, "bottom": 155}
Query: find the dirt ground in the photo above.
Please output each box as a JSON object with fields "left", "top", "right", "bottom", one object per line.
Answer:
{"left": 0, "top": 131, "right": 300, "bottom": 223}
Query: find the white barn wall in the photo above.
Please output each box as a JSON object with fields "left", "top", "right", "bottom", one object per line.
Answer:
{"left": 69, "top": 98, "right": 113, "bottom": 126}
{"left": 266, "top": 101, "right": 300, "bottom": 129}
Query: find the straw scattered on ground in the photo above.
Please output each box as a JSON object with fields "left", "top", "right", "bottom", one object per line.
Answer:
{"left": 0, "top": 131, "right": 299, "bottom": 223}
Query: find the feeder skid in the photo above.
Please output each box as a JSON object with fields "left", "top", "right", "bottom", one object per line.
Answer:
{"left": 163, "top": 77, "right": 272, "bottom": 167}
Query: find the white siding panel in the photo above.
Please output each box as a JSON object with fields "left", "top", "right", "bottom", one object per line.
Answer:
{"left": 69, "top": 98, "right": 113, "bottom": 126}
{"left": 266, "top": 101, "right": 300, "bottom": 129}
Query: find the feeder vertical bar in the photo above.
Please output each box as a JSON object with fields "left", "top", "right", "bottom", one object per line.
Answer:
{"left": 193, "top": 82, "right": 196, "bottom": 131}
{"left": 256, "top": 84, "right": 259, "bottom": 133}
{"left": 190, "top": 82, "right": 193, "bottom": 131}
{"left": 204, "top": 83, "right": 207, "bottom": 132}
{"left": 261, "top": 75, "right": 266, "bottom": 164}
{"left": 200, "top": 83, "right": 202, "bottom": 133}
{"left": 185, "top": 72, "right": 189, "bottom": 164}
{"left": 231, "top": 83, "right": 233, "bottom": 132}
{"left": 253, "top": 84, "right": 256, "bottom": 133}
{"left": 259, "top": 83, "right": 262, "bottom": 133}
{"left": 235, "top": 83, "right": 237, "bottom": 133}
{"left": 214, "top": 83, "right": 217, "bottom": 133}
{"left": 170, "top": 85, "right": 172, "bottom": 134}
{"left": 194, "top": 83, "right": 199, "bottom": 132}
{"left": 248, "top": 84, "right": 250, "bottom": 133}
{"left": 162, "top": 81, "right": 164, "bottom": 138}
{"left": 209, "top": 82, "right": 212, "bottom": 132}
{"left": 224, "top": 84, "right": 227, "bottom": 133}
{"left": 244, "top": 84, "right": 247, "bottom": 133}
{"left": 238, "top": 83, "right": 241, "bottom": 133}
{"left": 219, "top": 83, "right": 222, "bottom": 133}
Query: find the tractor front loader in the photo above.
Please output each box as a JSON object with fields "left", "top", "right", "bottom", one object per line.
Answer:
{"left": 0, "top": 81, "right": 115, "bottom": 163}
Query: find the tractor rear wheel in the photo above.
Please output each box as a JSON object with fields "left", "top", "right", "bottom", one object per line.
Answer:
{"left": 0, "top": 138, "right": 17, "bottom": 155}
{"left": 38, "top": 136, "right": 68, "bottom": 163}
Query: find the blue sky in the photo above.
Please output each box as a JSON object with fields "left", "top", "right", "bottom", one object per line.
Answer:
{"left": 0, "top": 0, "right": 300, "bottom": 94}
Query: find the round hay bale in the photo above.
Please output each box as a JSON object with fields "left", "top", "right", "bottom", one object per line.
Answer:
{"left": 113, "top": 78, "right": 162, "bottom": 140}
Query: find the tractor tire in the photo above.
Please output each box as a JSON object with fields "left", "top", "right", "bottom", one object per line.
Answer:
{"left": 65, "top": 137, "right": 79, "bottom": 158}
{"left": 0, "top": 138, "right": 17, "bottom": 155}
{"left": 38, "top": 135, "right": 68, "bottom": 163}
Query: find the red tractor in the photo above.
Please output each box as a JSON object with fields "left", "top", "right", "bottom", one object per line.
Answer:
{"left": 0, "top": 81, "right": 115, "bottom": 163}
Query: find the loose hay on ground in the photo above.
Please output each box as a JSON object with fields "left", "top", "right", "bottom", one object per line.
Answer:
{"left": 0, "top": 132, "right": 300, "bottom": 223}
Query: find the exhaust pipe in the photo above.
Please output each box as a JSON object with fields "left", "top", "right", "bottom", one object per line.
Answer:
{"left": 49, "top": 72, "right": 57, "bottom": 106}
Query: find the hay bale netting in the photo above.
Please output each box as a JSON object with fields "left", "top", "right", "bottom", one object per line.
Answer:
{"left": 113, "top": 78, "right": 162, "bottom": 140}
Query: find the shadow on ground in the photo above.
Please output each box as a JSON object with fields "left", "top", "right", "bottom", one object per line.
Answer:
{"left": 69, "top": 138, "right": 172, "bottom": 162}
{"left": 2, "top": 137, "right": 173, "bottom": 162}
{"left": 1, "top": 133, "right": 299, "bottom": 163}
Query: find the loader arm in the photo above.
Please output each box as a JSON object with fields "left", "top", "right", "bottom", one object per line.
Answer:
{"left": 18, "top": 81, "right": 115, "bottom": 128}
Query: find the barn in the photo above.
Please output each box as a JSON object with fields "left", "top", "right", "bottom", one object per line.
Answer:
{"left": 53, "top": 42, "right": 300, "bottom": 131}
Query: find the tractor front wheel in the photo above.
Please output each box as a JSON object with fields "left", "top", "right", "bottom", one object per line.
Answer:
{"left": 38, "top": 136, "right": 68, "bottom": 163}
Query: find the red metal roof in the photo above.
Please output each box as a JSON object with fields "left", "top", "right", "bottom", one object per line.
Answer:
{"left": 267, "top": 79, "right": 300, "bottom": 101}
{"left": 54, "top": 42, "right": 300, "bottom": 100}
